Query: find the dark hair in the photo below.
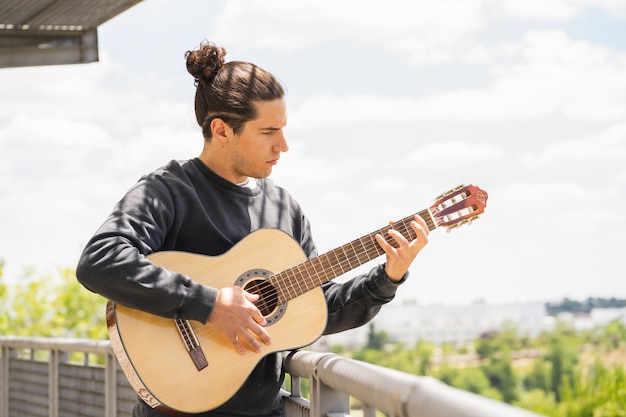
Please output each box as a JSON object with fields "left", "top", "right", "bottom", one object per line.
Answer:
{"left": 185, "top": 41, "right": 285, "bottom": 139}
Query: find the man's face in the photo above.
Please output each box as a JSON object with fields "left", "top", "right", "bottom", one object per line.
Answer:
{"left": 228, "top": 98, "right": 288, "bottom": 182}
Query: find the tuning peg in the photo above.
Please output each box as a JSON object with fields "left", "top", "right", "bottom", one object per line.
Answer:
{"left": 435, "top": 184, "right": 464, "bottom": 201}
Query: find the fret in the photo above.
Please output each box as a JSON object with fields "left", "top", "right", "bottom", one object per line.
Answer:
{"left": 300, "top": 262, "right": 317, "bottom": 293}
{"left": 339, "top": 243, "right": 358, "bottom": 270}
{"left": 356, "top": 236, "right": 370, "bottom": 265}
{"left": 419, "top": 208, "right": 436, "bottom": 231}
{"left": 327, "top": 250, "right": 346, "bottom": 277}
{"left": 287, "top": 267, "right": 300, "bottom": 300}
{"left": 316, "top": 253, "right": 333, "bottom": 282}
{"left": 294, "top": 263, "right": 306, "bottom": 295}
{"left": 398, "top": 218, "right": 413, "bottom": 242}
{"left": 347, "top": 243, "right": 359, "bottom": 265}
{"left": 365, "top": 232, "right": 382, "bottom": 258}
{"left": 308, "top": 257, "right": 324, "bottom": 286}
{"left": 272, "top": 270, "right": 290, "bottom": 302}
{"left": 316, "top": 257, "right": 328, "bottom": 284}
{"left": 312, "top": 262, "right": 323, "bottom": 289}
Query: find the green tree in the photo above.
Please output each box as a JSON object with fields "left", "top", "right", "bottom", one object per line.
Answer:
{"left": 524, "top": 358, "right": 552, "bottom": 393}
{"left": 365, "top": 322, "right": 388, "bottom": 350}
{"left": 600, "top": 320, "right": 626, "bottom": 350}
{"left": 0, "top": 267, "right": 107, "bottom": 339}
{"left": 482, "top": 352, "right": 519, "bottom": 403}
{"left": 574, "top": 358, "right": 626, "bottom": 417}
{"left": 415, "top": 340, "right": 435, "bottom": 375}
{"left": 475, "top": 322, "right": 526, "bottom": 360}
{"left": 546, "top": 335, "right": 578, "bottom": 402}
{"left": 515, "top": 389, "right": 558, "bottom": 416}
{"left": 450, "top": 367, "right": 492, "bottom": 396}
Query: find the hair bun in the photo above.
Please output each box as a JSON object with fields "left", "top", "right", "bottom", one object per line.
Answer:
{"left": 185, "top": 41, "right": 227, "bottom": 86}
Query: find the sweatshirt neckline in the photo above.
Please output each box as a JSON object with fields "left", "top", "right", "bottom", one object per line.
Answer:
{"left": 190, "top": 158, "right": 263, "bottom": 196}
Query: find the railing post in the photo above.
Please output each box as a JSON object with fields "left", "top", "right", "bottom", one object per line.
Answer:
{"left": 1, "top": 345, "right": 12, "bottom": 417}
{"left": 49, "top": 349, "right": 60, "bottom": 417}
{"left": 308, "top": 356, "right": 350, "bottom": 417}
{"left": 105, "top": 352, "right": 118, "bottom": 417}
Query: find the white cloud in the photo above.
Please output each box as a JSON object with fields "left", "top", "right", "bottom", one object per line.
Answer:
{"left": 210, "top": 0, "right": 626, "bottom": 69}
{"left": 287, "top": 28, "right": 626, "bottom": 127}
{"left": 541, "top": 125, "right": 626, "bottom": 163}
{"left": 495, "top": 0, "right": 585, "bottom": 20}
{"left": 212, "top": 0, "right": 486, "bottom": 53}
{"left": 520, "top": 124, "right": 626, "bottom": 189}
{"left": 496, "top": 0, "right": 626, "bottom": 20}
{"left": 406, "top": 141, "right": 504, "bottom": 171}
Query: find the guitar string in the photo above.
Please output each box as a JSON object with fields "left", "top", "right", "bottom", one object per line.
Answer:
{"left": 192, "top": 212, "right": 431, "bottom": 339}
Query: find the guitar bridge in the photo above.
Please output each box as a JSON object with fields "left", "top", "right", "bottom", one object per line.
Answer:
{"left": 175, "top": 319, "right": 208, "bottom": 371}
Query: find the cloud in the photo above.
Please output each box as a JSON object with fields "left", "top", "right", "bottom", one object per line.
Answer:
{"left": 212, "top": 0, "right": 486, "bottom": 52}
{"left": 210, "top": 0, "right": 626, "bottom": 66}
{"left": 285, "top": 27, "right": 626, "bottom": 129}
{"left": 537, "top": 124, "right": 626, "bottom": 163}
{"left": 496, "top": 0, "right": 626, "bottom": 20}
{"left": 406, "top": 141, "right": 504, "bottom": 171}
{"left": 520, "top": 124, "right": 626, "bottom": 189}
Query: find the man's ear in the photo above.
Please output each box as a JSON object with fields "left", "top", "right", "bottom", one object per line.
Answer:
{"left": 211, "top": 118, "right": 231, "bottom": 144}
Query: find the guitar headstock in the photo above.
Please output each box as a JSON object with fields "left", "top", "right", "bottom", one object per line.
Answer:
{"left": 429, "top": 184, "right": 488, "bottom": 231}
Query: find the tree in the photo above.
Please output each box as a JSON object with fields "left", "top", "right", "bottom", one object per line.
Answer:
{"left": 546, "top": 335, "right": 578, "bottom": 402}
{"left": 482, "top": 352, "right": 519, "bottom": 403}
{"left": 600, "top": 320, "right": 626, "bottom": 350}
{"left": 415, "top": 340, "right": 435, "bottom": 375}
{"left": 365, "top": 323, "right": 388, "bottom": 350}
{"left": 523, "top": 358, "right": 552, "bottom": 393}
{"left": 475, "top": 322, "right": 526, "bottom": 360}
{"left": 0, "top": 267, "right": 107, "bottom": 339}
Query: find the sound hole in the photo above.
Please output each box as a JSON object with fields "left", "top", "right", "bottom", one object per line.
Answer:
{"left": 235, "top": 269, "right": 287, "bottom": 325}
{"left": 245, "top": 278, "right": 278, "bottom": 316}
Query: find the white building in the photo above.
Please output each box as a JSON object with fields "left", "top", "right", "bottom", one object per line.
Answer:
{"left": 315, "top": 300, "right": 552, "bottom": 350}
{"left": 313, "top": 302, "right": 626, "bottom": 350}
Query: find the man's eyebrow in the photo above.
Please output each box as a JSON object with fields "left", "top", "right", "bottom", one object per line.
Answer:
{"left": 259, "top": 126, "right": 281, "bottom": 131}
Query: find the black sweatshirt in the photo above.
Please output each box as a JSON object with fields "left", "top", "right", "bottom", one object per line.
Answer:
{"left": 76, "top": 158, "right": 405, "bottom": 416}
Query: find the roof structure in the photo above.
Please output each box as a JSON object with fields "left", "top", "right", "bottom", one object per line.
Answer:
{"left": 0, "top": 0, "right": 142, "bottom": 68}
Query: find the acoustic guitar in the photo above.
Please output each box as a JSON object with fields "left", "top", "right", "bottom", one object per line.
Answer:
{"left": 107, "top": 184, "right": 488, "bottom": 415}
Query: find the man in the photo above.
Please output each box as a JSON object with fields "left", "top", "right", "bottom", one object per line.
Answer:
{"left": 76, "top": 41, "right": 429, "bottom": 417}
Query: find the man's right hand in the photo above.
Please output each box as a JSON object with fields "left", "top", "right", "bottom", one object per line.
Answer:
{"left": 208, "top": 286, "right": 272, "bottom": 355}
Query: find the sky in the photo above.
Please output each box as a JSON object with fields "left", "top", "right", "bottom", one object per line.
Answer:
{"left": 1, "top": 0, "right": 625, "bottom": 306}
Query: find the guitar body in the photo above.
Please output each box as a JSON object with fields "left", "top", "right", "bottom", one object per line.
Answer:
{"left": 107, "top": 229, "right": 328, "bottom": 414}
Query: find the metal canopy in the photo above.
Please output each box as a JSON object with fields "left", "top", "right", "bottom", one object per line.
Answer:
{"left": 0, "top": 0, "right": 143, "bottom": 68}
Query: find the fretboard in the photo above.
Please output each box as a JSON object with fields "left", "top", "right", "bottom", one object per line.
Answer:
{"left": 270, "top": 208, "right": 436, "bottom": 302}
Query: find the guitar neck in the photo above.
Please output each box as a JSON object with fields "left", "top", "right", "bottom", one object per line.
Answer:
{"left": 271, "top": 208, "right": 436, "bottom": 302}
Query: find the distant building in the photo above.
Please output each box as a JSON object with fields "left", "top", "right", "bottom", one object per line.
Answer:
{"left": 313, "top": 302, "right": 626, "bottom": 350}
{"left": 556, "top": 307, "right": 626, "bottom": 331}
{"left": 315, "top": 301, "right": 551, "bottom": 350}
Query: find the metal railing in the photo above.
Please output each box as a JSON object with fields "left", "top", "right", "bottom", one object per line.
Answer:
{"left": 283, "top": 350, "right": 545, "bottom": 417}
{"left": 0, "top": 336, "right": 134, "bottom": 417}
{"left": 1, "top": 336, "right": 546, "bottom": 417}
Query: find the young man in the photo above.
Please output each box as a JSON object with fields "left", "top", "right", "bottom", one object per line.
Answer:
{"left": 76, "top": 41, "right": 429, "bottom": 417}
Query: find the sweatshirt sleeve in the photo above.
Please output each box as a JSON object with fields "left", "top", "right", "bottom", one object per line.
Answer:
{"left": 75, "top": 176, "right": 217, "bottom": 323}
{"left": 322, "top": 264, "right": 407, "bottom": 335}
